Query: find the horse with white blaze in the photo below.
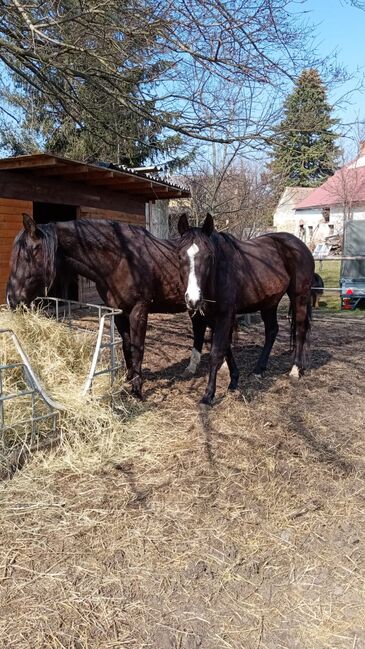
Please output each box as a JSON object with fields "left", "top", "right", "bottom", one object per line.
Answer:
{"left": 177, "top": 213, "right": 314, "bottom": 404}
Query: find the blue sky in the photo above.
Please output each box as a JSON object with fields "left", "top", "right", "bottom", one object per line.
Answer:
{"left": 305, "top": 0, "right": 365, "bottom": 155}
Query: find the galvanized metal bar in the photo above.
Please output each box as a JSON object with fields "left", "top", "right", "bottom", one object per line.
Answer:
{"left": 110, "top": 314, "right": 116, "bottom": 386}
{"left": 1, "top": 412, "right": 57, "bottom": 431}
{"left": 92, "top": 364, "right": 124, "bottom": 378}
{"left": 0, "top": 362, "right": 23, "bottom": 370}
{"left": 82, "top": 314, "right": 106, "bottom": 395}
{"left": 314, "top": 256, "right": 365, "bottom": 261}
{"left": 0, "top": 367, "right": 4, "bottom": 442}
{"left": 0, "top": 329, "right": 63, "bottom": 411}
{"left": 0, "top": 389, "right": 35, "bottom": 401}
{"left": 31, "top": 387, "right": 36, "bottom": 445}
{"left": 0, "top": 329, "right": 60, "bottom": 452}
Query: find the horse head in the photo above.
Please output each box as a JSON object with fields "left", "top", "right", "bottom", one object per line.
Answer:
{"left": 6, "top": 213, "right": 58, "bottom": 308}
{"left": 177, "top": 213, "right": 215, "bottom": 311}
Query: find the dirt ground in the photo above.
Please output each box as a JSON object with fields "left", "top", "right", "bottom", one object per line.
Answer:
{"left": 0, "top": 311, "right": 364, "bottom": 648}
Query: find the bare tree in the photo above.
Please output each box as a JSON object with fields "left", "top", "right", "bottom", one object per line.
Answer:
{"left": 0, "top": 0, "right": 345, "bottom": 156}
{"left": 168, "top": 141, "right": 275, "bottom": 239}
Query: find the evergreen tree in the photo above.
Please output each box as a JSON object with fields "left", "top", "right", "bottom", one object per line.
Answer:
{"left": 1, "top": 80, "right": 185, "bottom": 167}
{"left": 269, "top": 69, "right": 340, "bottom": 190}
{"left": 0, "top": 0, "right": 187, "bottom": 167}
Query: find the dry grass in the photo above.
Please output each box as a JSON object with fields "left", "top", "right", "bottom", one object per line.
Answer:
{"left": 0, "top": 309, "right": 364, "bottom": 648}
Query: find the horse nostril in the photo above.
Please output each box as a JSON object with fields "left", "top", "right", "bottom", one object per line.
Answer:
{"left": 186, "top": 296, "right": 198, "bottom": 310}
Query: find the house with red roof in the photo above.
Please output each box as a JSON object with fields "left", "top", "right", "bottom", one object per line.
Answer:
{"left": 273, "top": 142, "right": 365, "bottom": 248}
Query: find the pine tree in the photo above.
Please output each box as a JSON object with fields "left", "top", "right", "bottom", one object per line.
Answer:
{"left": 0, "top": 1, "right": 187, "bottom": 167}
{"left": 269, "top": 69, "right": 340, "bottom": 190}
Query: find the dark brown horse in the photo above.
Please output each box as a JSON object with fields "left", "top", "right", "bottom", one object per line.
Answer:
{"left": 177, "top": 214, "right": 315, "bottom": 404}
{"left": 311, "top": 272, "right": 324, "bottom": 308}
{"left": 6, "top": 214, "right": 208, "bottom": 398}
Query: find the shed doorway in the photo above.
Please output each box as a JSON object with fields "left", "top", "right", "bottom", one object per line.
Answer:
{"left": 33, "top": 202, "right": 79, "bottom": 301}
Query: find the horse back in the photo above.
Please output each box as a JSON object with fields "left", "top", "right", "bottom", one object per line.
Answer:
{"left": 214, "top": 231, "right": 314, "bottom": 312}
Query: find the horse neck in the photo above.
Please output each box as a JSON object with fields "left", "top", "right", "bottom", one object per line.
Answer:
{"left": 55, "top": 220, "right": 118, "bottom": 281}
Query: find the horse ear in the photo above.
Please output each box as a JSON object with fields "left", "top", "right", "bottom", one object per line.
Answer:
{"left": 202, "top": 213, "right": 214, "bottom": 237}
{"left": 178, "top": 213, "right": 190, "bottom": 236}
{"left": 23, "top": 213, "right": 38, "bottom": 239}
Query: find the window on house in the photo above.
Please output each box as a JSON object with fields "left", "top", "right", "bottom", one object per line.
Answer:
{"left": 322, "top": 207, "right": 330, "bottom": 222}
{"left": 308, "top": 226, "right": 313, "bottom": 238}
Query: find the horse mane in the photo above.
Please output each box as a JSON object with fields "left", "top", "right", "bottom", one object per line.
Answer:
{"left": 15, "top": 222, "right": 58, "bottom": 292}
{"left": 213, "top": 231, "right": 242, "bottom": 250}
{"left": 39, "top": 223, "right": 59, "bottom": 291}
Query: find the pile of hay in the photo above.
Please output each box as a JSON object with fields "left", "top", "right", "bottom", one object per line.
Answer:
{"left": 0, "top": 307, "right": 132, "bottom": 476}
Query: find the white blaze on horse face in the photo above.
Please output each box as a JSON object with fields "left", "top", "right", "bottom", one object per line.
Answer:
{"left": 185, "top": 243, "right": 201, "bottom": 307}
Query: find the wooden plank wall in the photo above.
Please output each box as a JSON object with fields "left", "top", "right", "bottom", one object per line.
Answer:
{"left": 77, "top": 205, "right": 145, "bottom": 304}
{"left": 0, "top": 199, "right": 32, "bottom": 303}
{"left": 78, "top": 205, "right": 145, "bottom": 225}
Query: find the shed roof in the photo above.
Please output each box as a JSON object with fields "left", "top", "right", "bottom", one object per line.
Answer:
{"left": 296, "top": 167, "right": 365, "bottom": 211}
{"left": 0, "top": 154, "right": 190, "bottom": 201}
{"left": 294, "top": 143, "right": 365, "bottom": 211}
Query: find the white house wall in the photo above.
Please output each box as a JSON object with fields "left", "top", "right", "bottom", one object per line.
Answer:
{"left": 329, "top": 206, "right": 365, "bottom": 221}
{"left": 294, "top": 206, "right": 365, "bottom": 245}
{"left": 273, "top": 187, "right": 313, "bottom": 233}
{"left": 292, "top": 208, "right": 342, "bottom": 245}
{"left": 352, "top": 206, "right": 365, "bottom": 220}
{"left": 273, "top": 184, "right": 365, "bottom": 246}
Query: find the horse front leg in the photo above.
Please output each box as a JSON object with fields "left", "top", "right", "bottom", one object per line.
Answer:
{"left": 114, "top": 314, "right": 133, "bottom": 381}
{"left": 184, "top": 312, "right": 207, "bottom": 376}
{"left": 128, "top": 302, "right": 149, "bottom": 399}
{"left": 201, "top": 314, "right": 235, "bottom": 405}
{"left": 225, "top": 344, "right": 239, "bottom": 391}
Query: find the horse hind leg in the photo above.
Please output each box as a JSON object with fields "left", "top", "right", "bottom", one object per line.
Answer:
{"left": 128, "top": 302, "right": 149, "bottom": 399}
{"left": 289, "top": 295, "right": 311, "bottom": 380}
{"left": 253, "top": 306, "right": 279, "bottom": 376}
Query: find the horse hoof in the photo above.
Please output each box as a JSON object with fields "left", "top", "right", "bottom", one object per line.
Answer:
{"left": 131, "top": 383, "right": 144, "bottom": 400}
{"left": 228, "top": 381, "right": 239, "bottom": 391}
{"left": 131, "top": 390, "right": 144, "bottom": 400}
{"left": 183, "top": 367, "right": 195, "bottom": 378}
{"left": 200, "top": 395, "right": 213, "bottom": 406}
{"left": 289, "top": 365, "right": 300, "bottom": 380}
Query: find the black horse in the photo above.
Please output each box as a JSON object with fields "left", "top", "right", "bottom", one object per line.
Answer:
{"left": 6, "top": 214, "right": 209, "bottom": 399}
{"left": 177, "top": 214, "right": 315, "bottom": 404}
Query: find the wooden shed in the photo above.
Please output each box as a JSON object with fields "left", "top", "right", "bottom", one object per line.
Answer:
{"left": 0, "top": 154, "right": 189, "bottom": 303}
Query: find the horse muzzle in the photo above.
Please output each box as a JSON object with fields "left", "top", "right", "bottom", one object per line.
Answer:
{"left": 185, "top": 292, "right": 203, "bottom": 311}
{"left": 6, "top": 287, "right": 29, "bottom": 310}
